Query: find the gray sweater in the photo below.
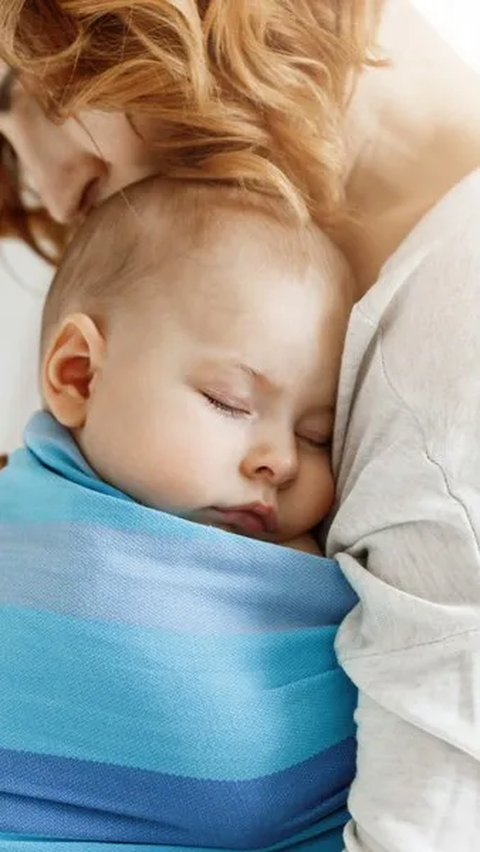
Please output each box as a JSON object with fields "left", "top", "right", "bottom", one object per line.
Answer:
{"left": 328, "top": 169, "right": 480, "bottom": 852}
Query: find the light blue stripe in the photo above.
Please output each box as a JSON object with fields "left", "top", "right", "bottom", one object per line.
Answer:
{"left": 2, "top": 445, "right": 200, "bottom": 535}
{"left": 0, "top": 605, "right": 356, "bottom": 779}
{"left": 2, "top": 440, "right": 333, "bottom": 567}
{"left": 0, "top": 523, "right": 357, "bottom": 633}
{"left": 4, "top": 412, "right": 207, "bottom": 535}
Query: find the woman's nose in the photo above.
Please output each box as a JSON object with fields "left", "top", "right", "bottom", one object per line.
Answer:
{"left": 1, "top": 93, "right": 109, "bottom": 224}
{"left": 240, "top": 435, "right": 299, "bottom": 488}
{"left": 31, "top": 154, "right": 107, "bottom": 225}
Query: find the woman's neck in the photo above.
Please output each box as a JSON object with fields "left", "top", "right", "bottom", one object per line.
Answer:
{"left": 340, "top": 0, "right": 480, "bottom": 295}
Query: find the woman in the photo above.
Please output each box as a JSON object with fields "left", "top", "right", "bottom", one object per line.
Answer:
{"left": 1, "top": 1, "right": 479, "bottom": 850}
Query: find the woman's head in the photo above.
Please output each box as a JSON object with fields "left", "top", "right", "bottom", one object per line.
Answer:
{"left": 0, "top": 62, "right": 175, "bottom": 224}
{"left": 0, "top": 1, "right": 381, "bottom": 261}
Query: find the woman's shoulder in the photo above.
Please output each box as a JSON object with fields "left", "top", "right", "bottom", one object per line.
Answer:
{"left": 334, "top": 167, "right": 480, "bottom": 503}
{"left": 359, "top": 167, "right": 480, "bottom": 329}
{"left": 346, "top": 168, "right": 480, "bottom": 402}
{"left": 330, "top": 168, "right": 480, "bottom": 599}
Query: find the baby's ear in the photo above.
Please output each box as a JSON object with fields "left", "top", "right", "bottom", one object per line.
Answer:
{"left": 42, "top": 313, "right": 105, "bottom": 429}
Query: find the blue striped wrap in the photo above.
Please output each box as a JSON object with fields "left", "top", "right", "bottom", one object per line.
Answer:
{"left": 0, "top": 412, "right": 357, "bottom": 851}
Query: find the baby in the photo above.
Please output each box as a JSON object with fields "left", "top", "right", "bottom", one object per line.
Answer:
{"left": 0, "top": 179, "right": 359, "bottom": 849}
{"left": 40, "top": 177, "right": 354, "bottom": 553}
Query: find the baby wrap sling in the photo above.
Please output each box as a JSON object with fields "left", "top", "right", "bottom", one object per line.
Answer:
{"left": 0, "top": 412, "right": 357, "bottom": 851}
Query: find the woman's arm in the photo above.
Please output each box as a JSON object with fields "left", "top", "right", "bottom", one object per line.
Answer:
{"left": 328, "top": 174, "right": 480, "bottom": 851}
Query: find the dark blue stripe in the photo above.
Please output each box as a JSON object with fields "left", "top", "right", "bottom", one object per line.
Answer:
{"left": 0, "top": 739, "right": 355, "bottom": 848}
{"left": 0, "top": 813, "right": 349, "bottom": 851}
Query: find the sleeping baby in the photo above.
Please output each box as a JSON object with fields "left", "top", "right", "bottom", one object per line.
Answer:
{"left": 39, "top": 177, "right": 354, "bottom": 552}
{"left": 0, "top": 178, "right": 358, "bottom": 851}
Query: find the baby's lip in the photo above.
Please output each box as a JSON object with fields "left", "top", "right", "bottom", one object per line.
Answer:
{"left": 208, "top": 502, "right": 280, "bottom": 536}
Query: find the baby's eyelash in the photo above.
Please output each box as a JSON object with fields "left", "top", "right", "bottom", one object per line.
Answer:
{"left": 202, "top": 393, "right": 248, "bottom": 418}
{"left": 298, "top": 434, "right": 331, "bottom": 450}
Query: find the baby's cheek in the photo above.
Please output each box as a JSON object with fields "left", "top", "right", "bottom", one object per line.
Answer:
{"left": 125, "top": 433, "right": 206, "bottom": 509}
{"left": 140, "top": 445, "right": 209, "bottom": 510}
{"left": 112, "top": 419, "right": 217, "bottom": 511}
{"left": 290, "top": 454, "right": 334, "bottom": 534}
{"left": 314, "top": 456, "right": 335, "bottom": 516}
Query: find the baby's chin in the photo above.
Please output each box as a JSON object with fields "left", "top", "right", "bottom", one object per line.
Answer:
{"left": 276, "top": 531, "right": 323, "bottom": 555}
{"left": 272, "top": 523, "right": 319, "bottom": 546}
{"left": 227, "top": 525, "right": 319, "bottom": 550}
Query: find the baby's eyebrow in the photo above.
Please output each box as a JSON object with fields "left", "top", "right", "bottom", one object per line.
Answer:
{"left": 217, "top": 362, "right": 335, "bottom": 412}
{"left": 232, "top": 364, "right": 335, "bottom": 410}
{"left": 208, "top": 360, "right": 280, "bottom": 395}
{"left": 236, "top": 362, "right": 261, "bottom": 380}
{"left": 234, "top": 361, "right": 276, "bottom": 390}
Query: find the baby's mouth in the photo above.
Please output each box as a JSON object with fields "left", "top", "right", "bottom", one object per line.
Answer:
{"left": 203, "top": 502, "right": 279, "bottom": 537}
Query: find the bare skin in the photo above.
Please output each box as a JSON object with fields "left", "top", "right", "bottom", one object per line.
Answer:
{"left": 341, "top": 0, "right": 480, "bottom": 296}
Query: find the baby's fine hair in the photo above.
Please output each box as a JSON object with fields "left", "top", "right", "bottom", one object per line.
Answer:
{"left": 41, "top": 178, "right": 352, "bottom": 353}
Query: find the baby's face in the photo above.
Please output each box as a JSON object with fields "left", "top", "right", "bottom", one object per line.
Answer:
{"left": 77, "top": 226, "right": 351, "bottom": 543}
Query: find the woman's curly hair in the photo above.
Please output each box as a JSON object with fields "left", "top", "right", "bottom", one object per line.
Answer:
{"left": 0, "top": 0, "right": 383, "bottom": 262}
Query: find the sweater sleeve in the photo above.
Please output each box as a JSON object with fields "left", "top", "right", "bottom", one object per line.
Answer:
{"left": 327, "top": 200, "right": 480, "bottom": 852}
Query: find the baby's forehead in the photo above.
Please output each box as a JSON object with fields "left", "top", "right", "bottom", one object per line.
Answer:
{"left": 133, "top": 262, "right": 344, "bottom": 398}
{"left": 126, "top": 208, "right": 351, "bottom": 371}
{"left": 43, "top": 178, "right": 353, "bottom": 357}
{"left": 139, "top": 235, "right": 332, "bottom": 328}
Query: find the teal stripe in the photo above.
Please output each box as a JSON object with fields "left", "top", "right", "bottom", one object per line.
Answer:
{"left": 0, "top": 605, "right": 356, "bottom": 780}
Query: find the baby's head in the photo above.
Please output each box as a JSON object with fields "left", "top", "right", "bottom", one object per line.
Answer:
{"left": 41, "top": 178, "right": 354, "bottom": 543}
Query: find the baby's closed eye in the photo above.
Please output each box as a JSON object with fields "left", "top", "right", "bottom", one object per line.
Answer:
{"left": 201, "top": 391, "right": 252, "bottom": 418}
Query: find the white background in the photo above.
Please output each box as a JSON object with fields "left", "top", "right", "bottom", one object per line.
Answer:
{"left": 1, "top": 0, "right": 480, "bottom": 451}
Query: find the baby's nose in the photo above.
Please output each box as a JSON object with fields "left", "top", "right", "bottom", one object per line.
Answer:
{"left": 240, "top": 436, "right": 298, "bottom": 487}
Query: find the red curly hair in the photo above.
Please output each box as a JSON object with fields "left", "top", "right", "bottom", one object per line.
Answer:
{"left": 0, "top": 1, "right": 383, "bottom": 262}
